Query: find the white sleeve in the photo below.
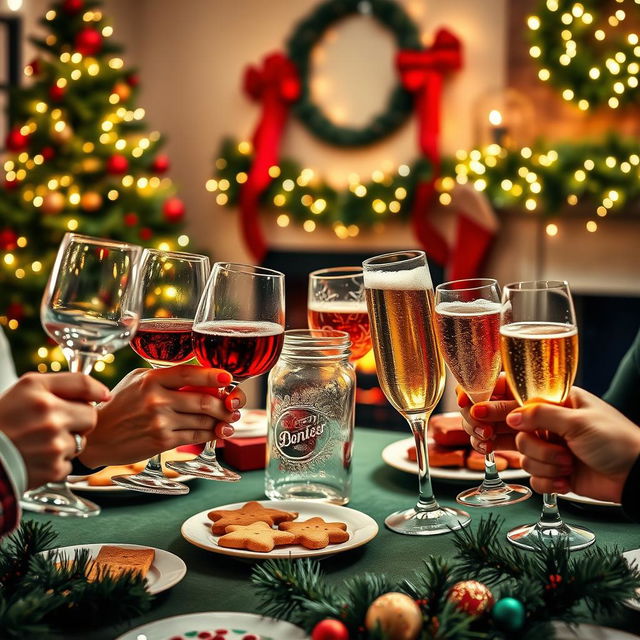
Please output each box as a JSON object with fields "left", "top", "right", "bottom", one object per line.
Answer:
{"left": 0, "top": 329, "right": 18, "bottom": 393}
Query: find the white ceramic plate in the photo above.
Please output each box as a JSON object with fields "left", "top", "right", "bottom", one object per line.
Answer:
{"left": 41, "top": 543, "right": 186, "bottom": 595}
{"left": 557, "top": 491, "right": 621, "bottom": 509}
{"left": 115, "top": 611, "right": 309, "bottom": 640}
{"left": 67, "top": 473, "right": 194, "bottom": 493}
{"left": 233, "top": 408, "right": 268, "bottom": 438}
{"left": 621, "top": 548, "right": 640, "bottom": 612}
{"left": 182, "top": 499, "right": 378, "bottom": 560}
{"left": 552, "top": 622, "right": 640, "bottom": 639}
{"left": 382, "top": 436, "right": 530, "bottom": 482}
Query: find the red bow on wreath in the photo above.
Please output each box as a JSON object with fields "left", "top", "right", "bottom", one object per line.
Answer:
{"left": 240, "top": 52, "right": 300, "bottom": 261}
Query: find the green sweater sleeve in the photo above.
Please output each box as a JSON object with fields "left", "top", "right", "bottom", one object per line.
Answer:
{"left": 603, "top": 329, "right": 640, "bottom": 425}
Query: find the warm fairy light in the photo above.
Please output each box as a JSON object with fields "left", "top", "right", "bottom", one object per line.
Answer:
{"left": 69, "top": 193, "right": 80, "bottom": 205}
{"left": 46, "top": 9, "right": 56, "bottom": 19}
{"left": 159, "top": 244, "right": 172, "bottom": 254}
{"left": 31, "top": 261, "right": 42, "bottom": 272}
{"left": 389, "top": 201, "right": 401, "bottom": 213}
{"left": 71, "top": 52, "right": 83, "bottom": 64}
{"left": 33, "top": 196, "right": 43, "bottom": 207}
{"left": 334, "top": 223, "right": 348, "bottom": 239}
{"left": 115, "top": 139, "right": 126, "bottom": 150}
{"left": 37, "top": 347, "right": 48, "bottom": 358}
{"left": 102, "top": 26, "right": 113, "bottom": 37}
{"left": 67, "top": 219, "right": 79, "bottom": 231}
{"left": 216, "top": 193, "right": 228, "bottom": 205}
{"left": 109, "top": 58, "right": 124, "bottom": 70}
{"left": 371, "top": 170, "right": 384, "bottom": 182}
{"left": 586, "top": 220, "right": 598, "bottom": 232}
{"left": 470, "top": 149, "right": 482, "bottom": 161}
{"left": 473, "top": 179, "right": 487, "bottom": 191}
{"left": 60, "top": 175, "right": 71, "bottom": 187}
{"left": 136, "top": 178, "right": 148, "bottom": 189}
{"left": 206, "top": 179, "right": 217, "bottom": 192}
{"left": 348, "top": 224, "right": 359, "bottom": 237}
{"left": 109, "top": 94, "right": 120, "bottom": 104}
{"left": 440, "top": 177, "right": 455, "bottom": 191}
{"left": 525, "top": 198, "right": 537, "bottom": 210}
{"left": 37, "top": 363, "right": 47, "bottom": 372}
{"left": 597, "top": 206, "right": 608, "bottom": 217}
{"left": 237, "top": 141, "right": 252, "bottom": 155}
{"left": 3, "top": 254, "right": 15, "bottom": 265}
{"left": 546, "top": 0, "right": 558, "bottom": 10}
{"left": 608, "top": 190, "right": 619, "bottom": 201}
{"left": 104, "top": 354, "right": 115, "bottom": 364}
{"left": 621, "top": 161, "right": 632, "bottom": 172}
{"left": 567, "top": 194, "right": 578, "bottom": 205}
{"left": 177, "top": 235, "right": 190, "bottom": 247}
{"left": 501, "top": 179, "right": 513, "bottom": 190}
{"left": 131, "top": 148, "right": 143, "bottom": 158}
{"left": 71, "top": 69, "right": 81, "bottom": 80}
{"left": 562, "top": 88, "right": 574, "bottom": 100}
{"left": 574, "top": 169, "right": 586, "bottom": 181}
{"left": 529, "top": 46, "right": 542, "bottom": 58}
{"left": 139, "top": 138, "right": 150, "bottom": 149}
{"left": 521, "top": 147, "right": 533, "bottom": 159}
{"left": 439, "top": 193, "right": 452, "bottom": 205}
{"left": 122, "top": 175, "right": 134, "bottom": 187}
{"left": 303, "top": 220, "right": 316, "bottom": 232}
{"left": 595, "top": 29, "right": 606, "bottom": 41}
{"left": 107, "top": 190, "right": 119, "bottom": 200}
{"left": 50, "top": 361, "right": 62, "bottom": 372}
{"left": 101, "top": 121, "right": 113, "bottom": 132}
{"left": 236, "top": 172, "right": 248, "bottom": 184}
{"left": 217, "top": 179, "right": 230, "bottom": 191}
{"left": 311, "top": 198, "right": 327, "bottom": 214}
{"left": 301, "top": 194, "right": 313, "bottom": 206}
{"left": 530, "top": 182, "right": 542, "bottom": 193}
{"left": 8, "top": 320, "right": 18, "bottom": 330}
{"left": 560, "top": 12, "right": 572, "bottom": 25}
{"left": 354, "top": 185, "right": 367, "bottom": 197}
{"left": 282, "top": 179, "right": 295, "bottom": 192}
{"left": 630, "top": 154, "right": 640, "bottom": 165}
{"left": 528, "top": 15, "right": 541, "bottom": 29}
{"left": 372, "top": 199, "right": 386, "bottom": 213}
{"left": 602, "top": 197, "right": 614, "bottom": 208}
{"left": 94, "top": 361, "right": 106, "bottom": 373}
{"left": 134, "top": 108, "right": 145, "bottom": 120}
{"left": 613, "top": 81, "right": 625, "bottom": 94}
{"left": 398, "top": 164, "right": 410, "bottom": 177}
{"left": 578, "top": 99, "right": 589, "bottom": 110}
{"left": 46, "top": 35, "right": 56, "bottom": 46}
{"left": 605, "top": 156, "right": 617, "bottom": 168}
{"left": 538, "top": 68, "right": 551, "bottom": 81}
{"left": 17, "top": 237, "right": 27, "bottom": 248}
{"left": 276, "top": 214, "right": 290, "bottom": 227}
{"left": 609, "top": 97, "right": 620, "bottom": 108}
{"left": 395, "top": 187, "right": 407, "bottom": 199}
{"left": 268, "top": 165, "right": 281, "bottom": 178}
{"left": 546, "top": 223, "right": 558, "bottom": 236}
{"left": 15, "top": 269, "right": 25, "bottom": 279}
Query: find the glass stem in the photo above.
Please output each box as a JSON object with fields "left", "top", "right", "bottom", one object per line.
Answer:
{"left": 200, "top": 382, "right": 237, "bottom": 462}
{"left": 143, "top": 362, "right": 168, "bottom": 476}
{"left": 408, "top": 412, "right": 439, "bottom": 512}
{"left": 539, "top": 492, "right": 563, "bottom": 528}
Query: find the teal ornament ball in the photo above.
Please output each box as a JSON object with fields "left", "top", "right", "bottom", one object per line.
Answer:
{"left": 492, "top": 597, "right": 525, "bottom": 631}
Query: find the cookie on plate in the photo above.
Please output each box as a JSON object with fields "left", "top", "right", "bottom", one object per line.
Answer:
{"left": 217, "top": 521, "right": 296, "bottom": 553}
{"left": 279, "top": 517, "right": 349, "bottom": 549}
{"left": 207, "top": 501, "right": 298, "bottom": 535}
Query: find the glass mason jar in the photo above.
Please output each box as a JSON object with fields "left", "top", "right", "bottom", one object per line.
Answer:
{"left": 265, "top": 329, "right": 355, "bottom": 505}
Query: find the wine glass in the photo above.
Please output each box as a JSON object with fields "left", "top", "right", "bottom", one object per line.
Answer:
{"left": 308, "top": 267, "right": 372, "bottom": 362}
{"left": 500, "top": 280, "right": 595, "bottom": 551}
{"left": 362, "top": 250, "right": 470, "bottom": 535}
{"left": 22, "top": 233, "right": 143, "bottom": 517}
{"left": 166, "top": 262, "right": 285, "bottom": 481}
{"left": 112, "top": 249, "right": 210, "bottom": 494}
{"left": 434, "top": 278, "right": 531, "bottom": 507}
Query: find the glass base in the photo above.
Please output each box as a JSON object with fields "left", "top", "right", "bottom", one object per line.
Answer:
{"left": 507, "top": 520, "right": 596, "bottom": 551}
{"left": 111, "top": 471, "right": 189, "bottom": 495}
{"left": 265, "top": 481, "right": 349, "bottom": 505}
{"left": 21, "top": 484, "right": 100, "bottom": 517}
{"left": 385, "top": 505, "right": 471, "bottom": 535}
{"left": 166, "top": 458, "right": 240, "bottom": 482}
{"left": 457, "top": 482, "right": 532, "bottom": 508}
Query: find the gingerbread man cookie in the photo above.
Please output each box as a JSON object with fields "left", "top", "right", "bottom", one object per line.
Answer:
{"left": 279, "top": 517, "right": 350, "bottom": 549}
{"left": 207, "top": 501, "right": 298, "bottom": 535}
{"left": 217, "top": 521, "right": 296, "bottom": 552}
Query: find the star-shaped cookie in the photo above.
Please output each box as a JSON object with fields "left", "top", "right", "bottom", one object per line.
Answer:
{"left": 217, "top": 521, "right": 296, "bottom": 552}
{"left": 279, "top": 517, "right": 350, "bottom": 549}
{"left": 207, "top": 501, "right": 298, "bottom": 535}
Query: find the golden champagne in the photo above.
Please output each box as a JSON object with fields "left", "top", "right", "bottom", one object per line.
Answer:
{"left": 500, "top": 321, "right": 578, "bottom": 405}
{"left": 435, "top": 300, "right": 501, "bottom": 402}
{"left": 366, "top": 287, "right": 445, "bottom": 414}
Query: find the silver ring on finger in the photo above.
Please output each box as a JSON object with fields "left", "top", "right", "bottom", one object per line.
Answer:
{"left": 73, "top": 433, "right": 86, "bottom": 456}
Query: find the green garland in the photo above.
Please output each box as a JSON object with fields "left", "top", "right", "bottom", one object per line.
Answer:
{"left": 287, "top": 0, "right": 420, "bottom": 147}
{"left": 210, "top": 134, "right": 640, "bottom": 233}
{"left": 528, "top": 0, "right": 639, "bottom": 109}
{"left": 251, "top": 515, "right": 640, "bottom": 640}
{"left": 0, "top": 520, "right": 152, "bottom": 638}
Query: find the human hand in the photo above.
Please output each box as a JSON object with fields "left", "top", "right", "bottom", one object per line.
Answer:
{"left": 81, "top": 365, "right": 246, "bottom": 468}
{"left": 457, "top": 373, "right": 519, "bottom": 453}
{"left": 506, "top": 387, "right": 640, "bottom": 503}
{"left": 0, "top": 372, "right": 109, "bottom": 488}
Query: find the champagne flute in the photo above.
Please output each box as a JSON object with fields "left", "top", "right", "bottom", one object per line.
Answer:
{"left": 500, "top": 280, "right": 595, "bottom": 551}
{"left": 308, "top": 267, "right": 372, "bottom": 362}
{"left": 166, "top": 262, "right": 285, "bottom": 481}
{"left": 22, "top": 233, "right": 142, "bottom": 517}
{"left": 435, "top": 278, "right": 531, "bottom": 507}
{"left": 112, "top": 249, "right": 210, "bottom": 494}
{"left": 362, "top": 250, "right": 470, "bottom": 535}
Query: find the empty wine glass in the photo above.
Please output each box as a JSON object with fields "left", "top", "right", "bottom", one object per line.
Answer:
{"left": 166, "top": 262, "right": 285, "bottom": 481}
{"left": 22, "top": 233, "right": 143, "bottom": 517}
{"left": 112, "top": 249, "right": 210, "bottom": 494}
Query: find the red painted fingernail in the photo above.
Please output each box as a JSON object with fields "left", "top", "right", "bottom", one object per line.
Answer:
{"left": 221, "top": 426, "right": 234, "bottom": 437}
{"left": 217, "top": 372, "right": 232, "bottom": 385}
{"left": 471, "top": 404, "right": 488, "bottom": 419}
{"left": 230, "top": 398, "right": 240, "bottom": 409}
{"left": 231, "top": 410, "right": 241, "bottom": 422}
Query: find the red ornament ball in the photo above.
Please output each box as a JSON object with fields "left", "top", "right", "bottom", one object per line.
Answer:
{"left": 311, "top": 618, "right": 349, "bottom": 640}
{"left": 49, "top": 84, "right": 66, "bottom": 101}
{"left": 6, "top": 302, "right": 25, "bottom": 322}
{"left": 62, "top": 0, "right": 84, "bottom": 14}
{"left": 6, "top": 128, "right": 29, "bottom": 152}
{"left": 75, "top": 27, "right": 102, "bottom": 56}
{"left": 139, "top": 227, "right": 153, "bottom": 241}
{"left": 151, "top": 154, "right": 170, "bottom": 173}
{"left": 124, "top": 213, "right": 139, "bottom": 227}
{"left": 41, "top": 146, "right": 55, "bottom": 161}
{"left": 4, "top": 178, "right": 21, "bottom": 191}
{"left": 0, "top": 229, "right": 18, "bottom": 251}
{"left": 126, "top": 73, "right": 140, "bottom": 87}
{"left": 448, "top": 580, "right": 494, "bottom": 616}
{"left": 163, "top": 197, "right": 185, "bottom": 223}
{"left": 106, "top": 154, "right": 129, "bottom": 175}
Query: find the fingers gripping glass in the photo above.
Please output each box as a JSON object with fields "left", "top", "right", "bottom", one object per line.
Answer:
{"left": 22, "top": 233, "right": 143, "bottom": 517}
{"left": 166, "top": 263, "right": 285, "bottom": 481}
{"left": 500, "top": 280, "right": 595, "bottom": 551}
{"left": 112, "top": 250, "right": 210, "bottom": 495}
{"left": 362, "top": 250, "right": 470, "bottom": 535}
{"left": 434, "top": 278, "right": 531, "bottom": 507}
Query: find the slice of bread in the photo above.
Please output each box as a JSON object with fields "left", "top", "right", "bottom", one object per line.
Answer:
{"left": 90, "top": 545, "right": 155, "bottom": 580}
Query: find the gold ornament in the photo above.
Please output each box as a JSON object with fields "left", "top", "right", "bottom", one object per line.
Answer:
{"left": 113, "top": 82, "right": 132, "bottom": 102}
{"left": 81, "top": 157, "right": 102, "bottom": 173}
{"left": 41, "top": 191, "right": 65, "bottom": 215}
{"left": 365, "top": 592, "right": 422, "bottom": 640}
{"left": 80, "top": 191, "right": 103, "bottom": 211}
{"left": 448, "top": 580, "right": 494, "bottom": 616}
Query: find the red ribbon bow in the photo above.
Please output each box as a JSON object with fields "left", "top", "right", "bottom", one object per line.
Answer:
{"left": 239, "top": 52, "right": 300, "bottom": 261}
{"left": 396, "top": 29, "right": 463, "bottom": 266}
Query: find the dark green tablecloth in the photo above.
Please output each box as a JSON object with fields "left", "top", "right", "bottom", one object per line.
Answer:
{"left": 26, "top": 428, "right": 640, "bottom": 639}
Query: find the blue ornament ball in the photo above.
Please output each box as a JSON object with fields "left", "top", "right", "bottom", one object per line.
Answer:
{"left": 492, "top": 597, "right": 525, "bottom": 631}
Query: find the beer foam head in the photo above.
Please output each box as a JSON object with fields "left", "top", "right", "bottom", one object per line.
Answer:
{"left": 436, "top": 299, "right": 501, "bottom": 316}
{"left": 363, "top": 265, "right": 433, "bottom": 290}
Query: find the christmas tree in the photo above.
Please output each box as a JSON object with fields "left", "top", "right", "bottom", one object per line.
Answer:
{"left": 1, "top": 0, "right": 189, "bottom": 381}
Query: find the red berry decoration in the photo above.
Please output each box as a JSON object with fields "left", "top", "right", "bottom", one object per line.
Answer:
{"left": 41, "top": 146, "right": 55, "bottom": 161}
{"left": 62, "top": 0, "right": 84, "bottom": 14}
{"left": 151, "top": 154, "right": 170, "bottom": 173}
{"left": 75, "top": 27, "right": 102, "bottom": 56}
{"left": 0, "top": 229, "right": 18, "bottom": 251}
{"left": 163, "top": 197, "right": 185, "bottom": 223}
{"left": 123, "top": 212, "right": 139, "bottom": 227}
{"left": 6, "top": 128, "right": 29, "bottom": 152}
{"left": 49, "top": 84, "right": 66, "bottom": 101}
{"left": 448, "top": 580, "right": 494, "bottom": 616}
{"left": 106, "top": 154, "right": 129, "bottom": 175}
{"left": 311, "top": 618, "right": 350, "bottom": 640}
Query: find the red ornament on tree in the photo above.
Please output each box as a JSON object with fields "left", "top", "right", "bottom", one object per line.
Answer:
{"left": 6, "top": 302, "right": 25, "bottom": 322}
{"left": 311, "top": 619, "right": 350, "bottom": 640}
{"left": 126, "top": 73, "right": 140, "bottom": 87}
{"left": 151, "top": 154, "right": 170, "bottom": 173}
{"left": 139, "top": 227, "right": 153, "bottom": 241}
{"left": 106, "top": 154, "right": 129, "bottom": 175}
{"left": 75, "top": 27, "right": 102, "bottom": 56}
{"left": 163, "top": 197, "right": 185, "bottom": 223}
{"left": 0, "top": 229, "right": 18, "bottom": 251}
{"left": 448, "top": 580, "right": 494, "bottom": 616}
{"left": 49, "top": 84, "right": 66, "bottom": 102}
{"left": 62, "top": 0, "right": 84, "bottom": 14}
{"left": 124, "top": 213, "right": 139, "bottom": 227}
{"left": 27, "top": 58, "right": 41, "bottom": 76}
{"left": 4, "top": 178, "right": 21, "bottom": 191}
{"left": 41, "top": 146, "right": 56, "bottom": 161}
{"left": 6, "top": 128, "right": 29, "bottom": 152}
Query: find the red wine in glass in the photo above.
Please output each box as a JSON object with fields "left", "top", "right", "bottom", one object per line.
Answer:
{"left": 192, "top": 320, "right": 284, "bottom": 381}
{"left": 131, "top": 318, "right": 194, "bottom": 366}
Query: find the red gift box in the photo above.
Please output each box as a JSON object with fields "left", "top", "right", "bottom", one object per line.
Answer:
{"left": 222, "top": 436, "right": 267, "bottom": 471}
